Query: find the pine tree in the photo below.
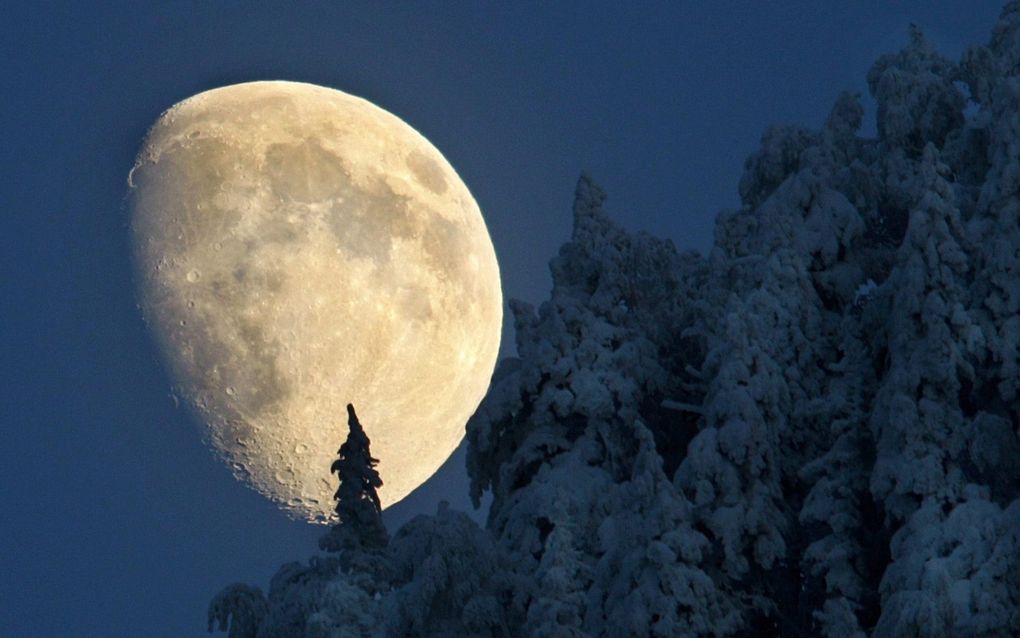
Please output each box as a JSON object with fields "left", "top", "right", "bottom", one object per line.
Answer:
{"left": 319, "top": 403, "right": 389, "bottom": 555}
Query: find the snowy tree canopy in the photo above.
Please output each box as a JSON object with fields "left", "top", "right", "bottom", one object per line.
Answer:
{"left": 211, "top": 6, "right": 1020, "bottom": 637}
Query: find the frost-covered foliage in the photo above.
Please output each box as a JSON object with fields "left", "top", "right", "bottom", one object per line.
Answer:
{"left": 383, "top": 502, "right": 511, "bottom": 637}
{"left": 467, "top": 175, "right": 737, "bottom": 637}
{"left": 464, "top": 8, "right": 1020, "bottom": 636}
{"left": 211, "top": 7, "right": 1020, "bottom": 637}
{"left": 209, "top": 584, "right": 269, "bottom": 638}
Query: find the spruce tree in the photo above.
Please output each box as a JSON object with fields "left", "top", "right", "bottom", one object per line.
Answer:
{"left": 319, "top": 403, "right": 389, "bottom": 554}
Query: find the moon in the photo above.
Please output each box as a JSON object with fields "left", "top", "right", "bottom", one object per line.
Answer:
{"left": 128, "top": 81, "right": 502, "bottom": 522}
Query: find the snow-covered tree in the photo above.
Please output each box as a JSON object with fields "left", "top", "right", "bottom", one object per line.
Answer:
{"left": 522, "top": 493, "right": 589, "bottom": 637}
{"left": 867, "top": 26, "right": 964, "bottom": 156}
{"left": 868, "top": 145, "right": 975, "bottom": 524}
{"left": 254, "top": 557, "right": 372, "bottom": 638}
{"left": 798, "top": 322, "right": 875, "bottom": 638}
{"left": 384, "top": 502, "right": 512, "bottom": 638}
{"left": 466, "top": 174, "right": 737, "bottom": 637}
{"left": 861, "top": 8, "right": 1020, "bottom": 634}
{"left": 208, "top": 584, "right": 268, "bottom": 638}
{"left": 587, "top": 421, "right": 741, "bottom": 638}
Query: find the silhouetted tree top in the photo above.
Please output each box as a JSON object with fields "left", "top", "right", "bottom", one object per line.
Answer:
{"left": 319, "top": 403, "right": 388, "bottom": 554}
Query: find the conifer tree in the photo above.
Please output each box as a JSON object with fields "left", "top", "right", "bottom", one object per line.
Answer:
{"left": 319, "top": 403, "right": 389, "bottom": 554}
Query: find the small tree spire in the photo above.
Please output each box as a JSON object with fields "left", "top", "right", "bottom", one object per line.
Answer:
{"left": 319, "top": 403, "right": 388, "bottom": 554}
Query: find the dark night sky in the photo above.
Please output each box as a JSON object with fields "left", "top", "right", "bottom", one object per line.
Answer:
{"left": 1, "top": 3, "right": 1005, "bottom": 636}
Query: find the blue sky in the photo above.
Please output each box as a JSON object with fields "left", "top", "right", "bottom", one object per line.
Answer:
{"left": 0, "top": 2, "right": 1006, "bottom": 636}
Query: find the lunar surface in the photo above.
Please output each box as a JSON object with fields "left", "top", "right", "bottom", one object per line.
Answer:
{"left": 129, "top": 81, "right": 502, "bottom": 522}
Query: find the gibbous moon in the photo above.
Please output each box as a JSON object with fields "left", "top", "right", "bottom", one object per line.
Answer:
{"left": 129, "top": 81, "right": 502, "bottom": 522}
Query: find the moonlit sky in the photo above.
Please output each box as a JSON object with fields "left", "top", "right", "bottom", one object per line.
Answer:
{"left": 1, "top": 3, "right": 1005, "bottom": 636}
